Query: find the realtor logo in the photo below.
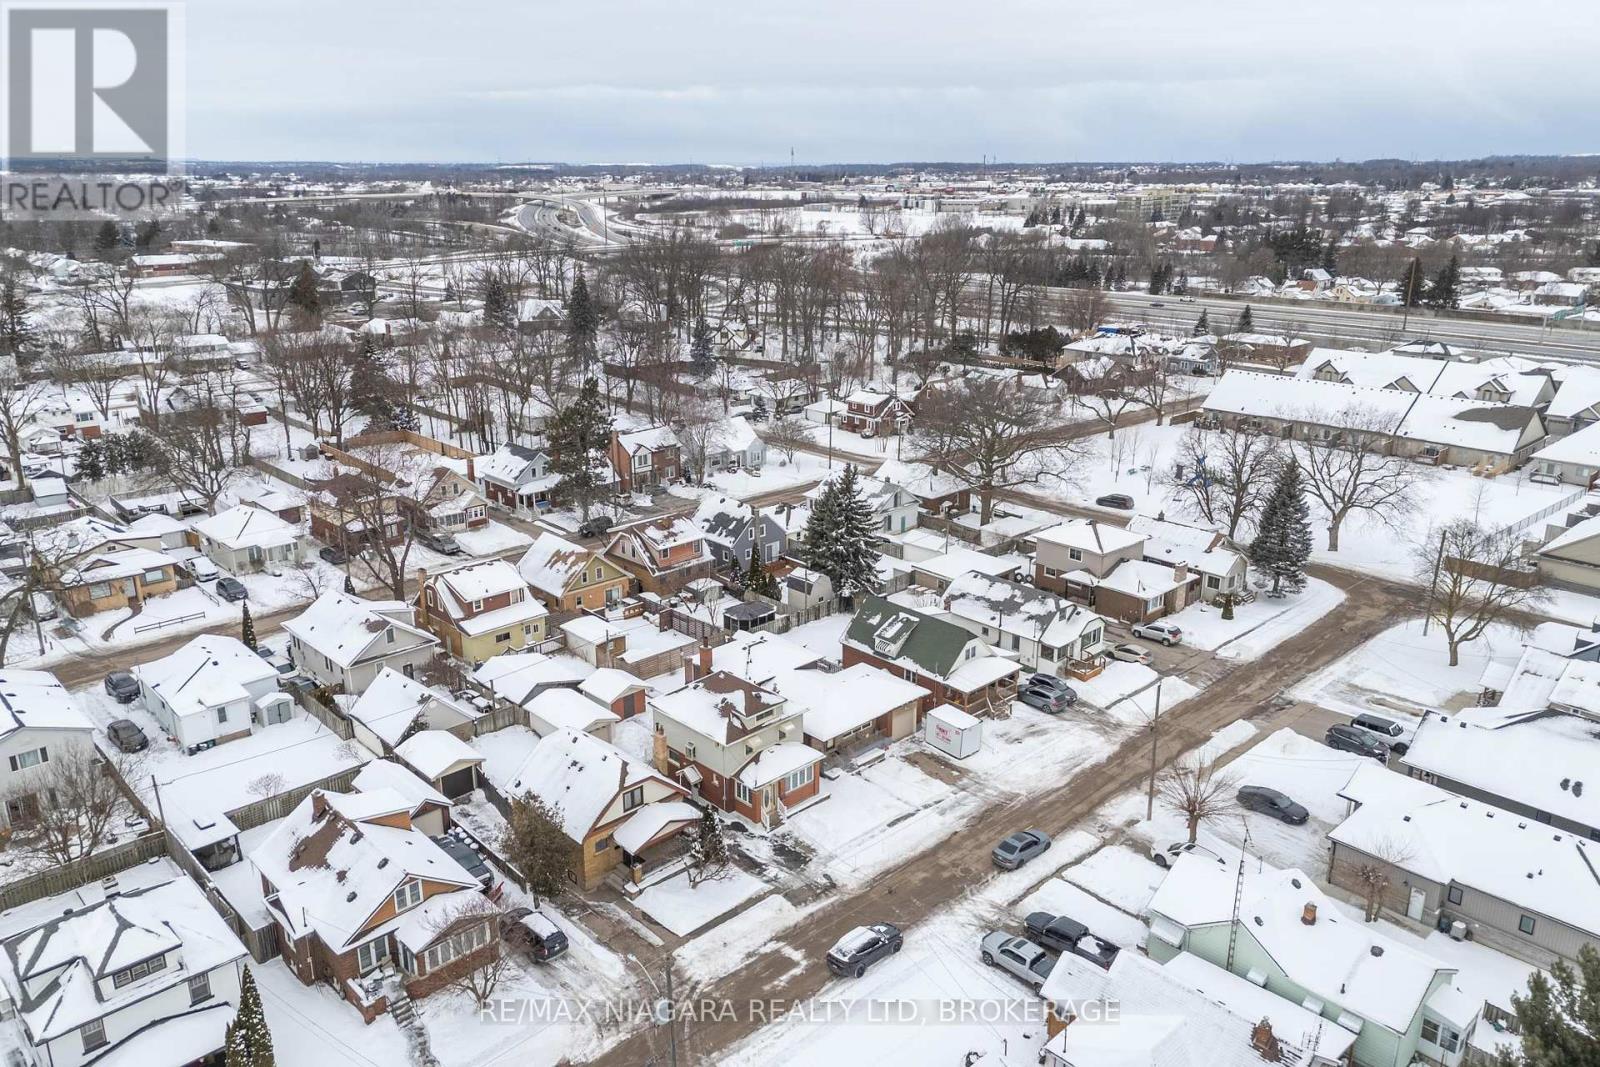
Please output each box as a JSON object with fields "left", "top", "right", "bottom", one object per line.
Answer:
{"left": 3, "top": 2, "right": 182, "bottom": 164}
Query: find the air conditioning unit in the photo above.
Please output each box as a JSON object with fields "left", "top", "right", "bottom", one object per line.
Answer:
{"left": 1449, "top": 920, "right": 1468, "bottom": 942}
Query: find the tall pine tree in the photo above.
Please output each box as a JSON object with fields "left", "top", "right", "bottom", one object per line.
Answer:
{"left": 482, "top": 272, "right": 514, "bottom": 333}
{"left": 565, "top": 270, "right": 599, "bottom": 367}
{"left": 803, "top": 465, "right": 880, "bottom": 599}
{"left": 1249, "top": 460, "right": 1312, "bottom": 595}
{"left": 547, "top": 377, "right": 613, "bottom": 521}
{"left": 240, "top": 602, "right": 256, "bottom": 650}
{"left": 689, "top": 317, "right": 715, "bottom": 378}
{"left": 1397, "top": 257, "right": 1426, "bottom": 308}
{"left": 1235, "top": 304, "right": 1254, "bottom": 335}
{"left": 225, "top": 966, "right": 275, "bottom": 1067}
{"left": 287, "top": 261, "right": 321, "bottom": 319}
{"left": 1426, "top": 254, "right": 1461, "bottom": 310}
{"left": 1193, "top": 308, "right": 1210, "bottom": 336}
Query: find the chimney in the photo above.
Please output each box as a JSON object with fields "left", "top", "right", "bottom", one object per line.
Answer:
{"left": 1173, "top": 561, "right": 1189, "bottom": 583}
{"left": 466, "top": 454, "right": 476, "bottom": 482}
{"left": 1301, "top": 902, "right": 1317, "bottom": 926}
{"left": 699, "top": 641, "right": 713, "bottom": 677}
{"left": 415, "top": 568, "right": 429, "bottom": 626}
{"left": 657, "top": 608, "right": 672, "bottom": 632}
{"left": 651, "top": 730, "right": 671, "bottom": 776}
{"left": 1250, "top": 1018, "right": 1282, "bottom": 1062}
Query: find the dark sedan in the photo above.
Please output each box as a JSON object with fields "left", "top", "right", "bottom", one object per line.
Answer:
{"left": 1237, "top": 785, "right": 1309, "bottom": 825}
{"left": 103, "top": 671, "right": 140, "bottom": 704}
{"left": 215, "top": 577, "right": 248, "bottom": 602}
{"left": 106, "top": 719, "right": 149, "bottom": 753}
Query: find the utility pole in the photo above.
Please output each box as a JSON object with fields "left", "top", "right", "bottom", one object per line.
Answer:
{"left": 1145, "top": 682, "right": 1163, "bottom": 820}
{"left": 1421, "top": 529, "right": 1447, "bottom": 637}
{"left": 665, "top": 961, "right": 679, "bottom": 1067}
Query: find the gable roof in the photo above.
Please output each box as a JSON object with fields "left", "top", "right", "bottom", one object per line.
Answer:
{"left": 937, "top": 571, "right": 1104, "bottom": 647}
{"left": 517, "top": 532, "right": 598, "bottom": 596}
{"left": 0, "top": 670, "right": 93, "bottom": 742}
{"left": 499, "top": 727, "right": 680, "bottom": 842}
{"left": 844, "top": 594, "right": 983, "bottom": 679}
{"left": 192, "top": 503, "right": 299, "bottom": 550}
{"left": 1034, "top": 521, "right": 1145, "bottom": 555}
{"left": 134, "top": 634, "right": 279, "bottom": 718}
{"left": 282, "top": 588, "right": 436, "bottom": 669}
{"left": 345, "top": 668, "right": 473, "bottom": 749}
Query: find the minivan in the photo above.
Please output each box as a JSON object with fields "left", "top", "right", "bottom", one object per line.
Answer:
{"left": 1351, "top": 713, "right": 1409, "bottom": 755}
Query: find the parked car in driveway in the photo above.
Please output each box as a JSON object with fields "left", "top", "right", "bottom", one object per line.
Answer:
{"left": 185, "top": 556, "right": 221, "bottom": 582}
{"left": 433, "top": 831, "right": 495, "bottom": 889}
{"left": 827, "top": 922, "right": 903, "bottom": 977}
{"left": 577, "top": 515, "right": 614, "bottom": 539}
{"left": 1024, "top": 912, "right": 1089, "bottom": 954}
{"left": 992, "top": 829, "right": 1051, "bottom": 870}
{"left": 318, "top": 545, "right": 347, "bottom": 565}
{"left": 1131, "top": 620, "right": 1182, "bottom": 646}
{"left": 1326, "top": 723, "right": 1389, "bottom": 761}
{"left": 979, "top": 933, "right": 1055, "bottom": 989}
{"left": 1150, "top": 840, "right": 1224, "bottom": 869}
{"left": 1109, "top": 643, "right": 1151, "bottom": 665}
{"left": 1236, "top": 785, "right": 1309, "bottom": 825}
{"left": 1018, "top": 674, "right": 1077, "bottom": 713}
{"left": 500, "top": 906, "right": 568, "bottom": 963}
{"left": 1350, "top": 713, "right": 1410, "bottom": 755}
{"left": 419, "top": 528, "right": 463, "bottom": 555}
{"left": 106, "top": 719, "right": 148, "bottom": 753}
{"left": 103, "top": 670, "right": 140, "bottom": 704}
{"left": 28, "top": 592, "right": 56, "bottom": 621}
{"left": 215, "top": 577, "right": 248, "bottom": 602}
{"left": 1070, "top": 933, "right": 1120, "bottom": 970}
{"left": 1095, "top": 493, "right": 1135, "bottom": 510}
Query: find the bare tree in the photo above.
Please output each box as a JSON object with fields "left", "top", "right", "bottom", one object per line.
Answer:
{"left": 911, "top": 376, "right": 1088, "bottom": 524}
{"left": 760, "top": 416, "right": 813, "bottom": 466}
{"left": 1418, "top": 518, "right": 1552, "bottom": 666}
{"left": 149, "top": 373, "right": 254, "bottom": 509}
{"left": 1288, "top": 406, "right": 1424, "bottom": 551}
{"left": 1078, "top": 372, "right": 1140, "bottom": 441}
{"left": 1158, "top": 757, "right": 1239, "bottom": 844}
{"left": 1127, "top": 358, "right": 1177, "bottom": 426}
{"left": 246, "top": 773, "right": 286, "bottom": 801}
{"left": 1347, "top": 836, "right": 1416, "bottom": 922}
{"left": 1060, "top": 286, "right": 1110, "bottom": 337}
{"left": 0, "top": 359, "right": 51, "bottom": 490}
{"left": 319, "top": 444, "right": 451, "bottom": 600}
{"left": 423, "top": 895, "right": 512, "bottom": 1010}
{"left": 1, "top": 747, "right": 134, "bottom": 866}
{"left": 1163, "top": 425, "right": 1283, "bottom": 540}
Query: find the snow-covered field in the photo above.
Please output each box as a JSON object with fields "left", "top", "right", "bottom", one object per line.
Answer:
{"left": 632, "top": 867, "right": 770, "bottom": 937}
{"left": 1291, "top": 618, "right": 1525, "bottom": 718}
{"left": 1165, "top": 577, "right": 1345, "bottom": 660}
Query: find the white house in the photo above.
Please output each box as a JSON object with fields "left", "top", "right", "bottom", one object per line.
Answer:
{"left": 0, "top": 671, "right": 95, "bottom": 830}
{"left": 283, "top": 587, "right": 440, "bottom": 694}
{"left": 0, "top": 877, "right": 248, "bottom": 1067}
{"left": 136, "top": 635, "right": 293, "bottom": 753}
{"left": 921, "top": 570, "right": 1107, "bottom": 676}
{"left": 345, "top": 667, "right": 478, "bottom": 758}
{"left": 192, "top": 504, "right": 307, "bottom": 575}
{"left": 705, "top": 416, "right": 766, "bottom": 473}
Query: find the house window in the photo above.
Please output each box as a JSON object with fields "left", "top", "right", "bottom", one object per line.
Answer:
{"left": 392, "top": 880, "right": 423, "bottom": 912}
{"left": 89, "top": 582, "right": 113, "bottom": 599}
{"left": 1422, "top": 1019, "right": 1439, "bottom": 1044}
{"left": 421, "top": 920, "right": 491, "bottom": 974}
{"left": 1068, "top": 548, "right": 1083, "bottom": 562}
{"left": 471, "top": 599, "right": 483, "bottom": 612}
{"left": 143, "top": 568, "right": 166, "bottom": 584}
{"left": 622, "top": 785, "right": 644, "bottom": 812}
{"left": 1519, "top": 914, "right": 1537, "bottom": 936}
{"left": 1446, "top": 885, "right": 1463, "bottom": 906}
{"left": 593, "top": 835, "right": 613, "bottom": 854}
{"left": 188, "top": 972, "right": 213, "bottom": 1004}
{"left": 734, "top": 780, "right": 752, "bottom": 805}
{"left": 782, "top": 764, "right": 814, "bottom": 793}
{"left": 594, "top": 565, "right": 603, "bottom": 582}
{"left": 386, "top": 629, "right": 396, "bottom": 644}
{"left": 8, "top": 747, "right": 47, "bottom": 771}
{"left": 1206, "top": 575, "right": 1220, "bottom": 590}
{"left": 216, "top": 706, "right": 228, "bottom": 724}
{"left": 80, "top": 1019, "right": 107, "bottom": 1053}
{"left": 356, "top": 937, "right": 390, "bottom": 975}
{"left": 684, "top": 742, "right": 696, "bottom": 759}
{"left": 496, "top": 631, "right": 512, "bottom": 644}
{"left": 1042, "top": 567, "right": 1060, "bottom": 578}
{"left": 632, "top": 452, "right": 650, "bottom": 470}
{"left": 111, "top": 954, "right": 167, "bottom": 988}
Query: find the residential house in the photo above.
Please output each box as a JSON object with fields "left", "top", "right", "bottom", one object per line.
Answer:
{"left": 415, "top": 560, "right": 549, "bottom": 666}
{"left": 925, "top": 570, "right": 1107, "bottom": 678}
{"left": 872, "top": 458, "right": 971, "bottom": 516}
{"left": 1145, "top": 855, "right": 1472, "bottom": 1067}
{"left": 475, "top": 443, "right": 558, "bottom": 515}
{"left": 838, "top": 389, "right": 911, "bottom": 436}
{"left": 1529, "top": 421, "right": 1600, "bottom": 486}
{"left": 609, "top": 426, "right": 681, "bottom": 493}
{"left": 908, "top": 547, "right": 1024, "bottom": 592}
{"left": 705, "top": 416, "right": 767, "bottom": 473}
{"left": 692, "top": 495, "right": 787, "bottom": 571}
{"left": 414, "top": 470, "right": 489, "bottom": 532}
{"left": 800, "top": 467, "right": 918, "bottom": 539}
{"left": 283, "top": 587, "right": 440, "bottom": 694}
{"left": 136, "top": 635, "right": 294, "bottom": 754}
{"left": 346, "top": 668, "right": 478, "bottom": 758}
{"left": 192, "top": 503, "right": 308, "bottom": 576}
{"left": 1533, "top": 281, "right": 1587, "bottom": 307}
{"left": 1216, "top": 332, "right": 1312, "bottom": 368}
{"left": 252, "top": 789, "right": 493, "bottom": 1023}
{"left": 841, "top": 595, "right": 1021, "bottom": 715}
{"left": 1127, "top": 515, "right": 1250, "bottom": 604}
{"left": 577, "top": 668, "right": 651, "bottom": 720}
{"left": 351, "top": 759, "right": 453, "bottom": 836}
{"left": 650, "top": 664, "right": 823, "bottom": 826}
{"left": 309, "top": 490, "right": 407, "bottom": 554}
{"left": 516, "top": 297, "right": 565, "bottom": 335}
{"left": 787, "top": 662, "right": 928, "bottom": 754}
{"left": 604, "top": 516, "right": 714, "bottom": 595}
{"left": 1299, "top": 350, "right": 1555, "bottom": 411}
{"left": 57, "top": 548, "right": 179, "bottom": 617}
{"left": 470, "top": 651, "right": 590, "bottom": 706}
{"left": 395, "top": 731, "right": 484, "bottom": 801}
{"left": 490, "top": 727, "right": 694, "bottom": 889}
{"left": 523, "top": 688, "right": 619, "bottom": 741}
{"left": 517, "top": 532, "right": 631, "bottom": 613}
{"left": 1330, "top": 762, "right": 1600, "bottom": 969}
{"left": 0, "top": 671, "right": 95, "bottom": 831}
{"left": 682, "top": 630, "right": 824, "bottom": 687}
{"left": 1033, "top": 521, "right": 1146, "bottom": 595}
{"left": 0, "top": 877, "right": 248, "bottom": 1067}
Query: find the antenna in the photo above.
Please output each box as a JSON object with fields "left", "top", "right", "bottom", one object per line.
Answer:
{"left": 1225, "top": 818, "right": 1254, "bottom": 972}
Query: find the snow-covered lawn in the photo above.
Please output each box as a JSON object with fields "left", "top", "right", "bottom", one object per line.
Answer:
{"left": 1102, "top": 674, "right": 1200, "bottom": 727}
{"left": 1165, "top": 577, "right": 1345, "bottom": 660}
{"left": 254, "top": 959, "right": 413, "bottom": 1067}
{"left": 675, "top": 894, "right": 818, "bottom": 986}
{"left": 1014, "top": 876, "right": 1149, "bottom": 950}
{"left": 668, "top": 449, "right": 833, "bottom": 500}
{"left": 1061, "top": 845, "right": 1166, "bottom": 914}
{"left": 1290, "top": 618, "right": 1525, "bottom": 718}
{"left": 631, "top": 867, "right": 770, "bottom": 937}
{"left": 455, "top": 520, "right": 534, "bottom": 556}
{"left": 1074, "top": 660, "right": 1158, "bottom": 708}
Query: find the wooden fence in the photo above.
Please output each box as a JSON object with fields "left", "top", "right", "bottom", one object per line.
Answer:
{"left": 225, "top": 765, "right": 364, "bottom": 833}
{"left": 0, "top": 832, "right": 168, "bottom": 911}
{"left": 290, "top": 688, "right": 355, "bottom": 740}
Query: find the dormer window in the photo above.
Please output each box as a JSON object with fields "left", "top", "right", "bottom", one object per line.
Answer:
{"left": 622, "top": 785, "right": 644, "bottom": 812}
{"left": 392, "top": 879, "right": 423, "bottom": 912}
{"left": 111, "top": 952, "right": 167, "bottom": 988}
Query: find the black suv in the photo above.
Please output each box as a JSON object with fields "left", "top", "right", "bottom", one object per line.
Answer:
{"left": 103, "top": 671, "right": 140, "bottom": 704}
{"left": 577, "top": 515, "right": 614, "bottom": 539}
{"left": 106, "top": 719, "right": 149, "bottom": 753}
{"left": 1024, "top": 911, "right": 1089, "bottom": 953}
{"left": 827, "top": 922, "right": 903, "bottom": 978}
{"left": 1326, "top": 723, "right": 1389, "bottom": 761}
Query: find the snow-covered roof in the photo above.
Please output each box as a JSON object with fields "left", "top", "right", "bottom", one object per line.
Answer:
{"left": 282, "top": 588, "right": 435, "bottom": 669}
{"left": 577, "top": 667, "right": 649, "bottom": 705}
{"left": 62, "top": 546, "right": 178, "bottom": 585}
{"left": 471, "top": 651, "right": 591, "bottom": 704}
{"left": 428, "top": 559, "right": 543, "bottom": 624}
{"left": 734, "top": 741, "right": 822, "bottom": 787}
{"left": 611, "top": 801, "right": 699, "bottom": 855}
{"left": 872, "top": 458, "right": 966, "bottom": 500}
{"left": 352, "top": 758, "right": 450, "bottom": 812}
{"left": 616, "top": 425, "right": 679, "bottom": 454}
{"left": 0, "top": 670, "right": 92, "bottom": 742}
{"left": 498, "top": 727, "right": 678, "bottom": 843}
{"left": 1532, "top": 420, "right": 1600, "bottom": 471}
{"left": 704, "top": 631, "right": 823, "bottom": 685}
{"left": 1095, "top": 559, "right": 1192, "bottom": 598}
{"left": 653, "top": 671, "right": 789, "bottom": 746}
{"left": 476, "top": 442, "right": 548, "bottom": 487}
{"left": 1546, "top": 366, "right": 1600, "bottom": 422}
{"left": 251, "top": 789, "right": 478, "bottom": 950}
{"left": 193, "top": 503, "right": 300, "bottom": 551}
{"left": 516, "top": 532, "right": 593, "bottom": 597}
{"left": 395, "top": 729, "right": 482, "bottom": 780}
{"left": 526, "top": 687, "right": 620, "bottom": 734}
{"left": 346, "top": 668, "right": 473, "bottom": 749}
{"left": 1297, "top": 350, "right": 1552, "bottom": 408}
{"left": 912, "top": 547, "right": 1024, "bottom": 584}
{"left": 787, "top": 662, "right": 928, "bottom": 742}
{"left": 1034, "top": 521, "right": 1145, "bottom": 555}
{"left": 0, "top": 878, "right": 246, "bottom": 1042}
{"left": 134, "top": 635, "right": 279, "bottom": 719}
{"left": 935, "top": 571, "right": 1105, "bottom": 649}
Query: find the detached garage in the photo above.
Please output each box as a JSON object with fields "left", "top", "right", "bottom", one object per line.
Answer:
{"left": 396, "top": 730, "right": 485, "bottom": 800}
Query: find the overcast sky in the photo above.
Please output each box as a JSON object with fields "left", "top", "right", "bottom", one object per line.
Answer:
{"left": 184, "top": 0, "right": 1600, "bottom": 164}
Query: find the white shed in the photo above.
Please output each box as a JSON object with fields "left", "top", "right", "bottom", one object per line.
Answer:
{"left": 924, "top": 703, "right": 982, "bottom": 760}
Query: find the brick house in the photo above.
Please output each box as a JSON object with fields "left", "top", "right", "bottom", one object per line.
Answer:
{"left": 651, "top": 657, "right": 824, "bottom": 827}
{"left": 475, "top": 443, "right": 558, "bottom": 515}
{"left": 839, "top": 389, "right": 912, "bottom": 436}
{"left": 1086, "top": 559, "right": 1201, "bottom": 624}
{"left": 415, "top": 560, "right": 549, "bottom": 666}
{"left": 604, "top": 516, "right": 714, "bottom": 595}
{"left": 250, "top": 789, "right": 497, "bottom": 1023}
{"left": 1032, "top": 521, "right": 1147, "bottom": 597}
{"left": 58, "top": 547, "right": 180, "bottom": 616}
{"left": 841, "top": 595, "right": 1021, "bottom": 716}
{"left": 517, "top": 532, "right": 632, "bottom": 613}
{"left": 609, "top": 426, "right": 681, "bottom": 493}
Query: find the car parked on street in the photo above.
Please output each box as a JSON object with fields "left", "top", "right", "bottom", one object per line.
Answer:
{"left": 1326, "top": 723, "right": 1389, "bottom": 762}
{"left": 979, "top": 933, "right": 1055, "bottom": 989}
{"left": 1150, "top": 840, "right": 1224, "bottom": 869}
{"left": 1131, "top": 620, "right": 1183, "bottom": 646}
{"left": 1236, "top": 785, "right": 1309, "bottom": 825}
{"left": 103, "top": 671, "right": 140, "bottom": 704}
{"left": 826, "top": 922, "right": 903, "bottom": 978}
{"left": 1109, "top": 643, "right": 1152, "bottom": 665}
{"left": 1350, "top": 713, "right": 1410, "bottom": 755}
{"left": 318, "top": 545, "right": 347, "bottom": 565}
{"left": 1023, "top": 912, "right": 1089, "bottom": 954}
{"left": 577, "top": 515, "right": 614, "bottom": 539}
{"left": 500, "top": 906, "right": 569, "bottom": 963}
{"left": 992, "top": 829, "right": 1051, "bottom": 870}
{"left": 1095, "top": 493, "right": 1135, "bottom": 510}
{"left": 106, "top": 719, "right": 149, "bottom": 753}
{"left": 419, "top": 528, "right": 463, "bottom": 555}
{"left": 215, "top": 577, "right": 248, "bottom": 602}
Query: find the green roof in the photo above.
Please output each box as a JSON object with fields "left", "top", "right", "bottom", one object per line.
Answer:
{"left": 844, "top": 594, "right": 971, "bottom": 678}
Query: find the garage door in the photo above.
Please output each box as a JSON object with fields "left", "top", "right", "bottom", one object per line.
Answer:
{"left": 440, "top": 767, "right": 476, "bottom": 799}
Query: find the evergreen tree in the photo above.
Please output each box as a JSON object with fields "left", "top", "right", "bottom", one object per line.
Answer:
{"left": 689, "top": 316, "right": 715, "bottom": 378}
{"left": 482, "top": 272, "right": 513, "bottom": 333}
{"left": 343, "top": 574, "right": 356, "bottom": 595}
{"left": 502, "top": 793, "right": 570, "bottom": 906}
{"left": 1249, "top": 460, "right": 1312, "bottom": 595}
{"left": 225, "top": 966, "right": 275, "bottom": 1067}
{"left": 805, "top": 465, "right": 880, "bottom": 598}
{"left": 1397, "top": 257, "right": 1426, "bottom": 308}
{"left": 565, "top": 269, "right": 599, "bottom": 365}
{"left": 1503, "top": 945, "right": 1600, "bottom": 1067}
{"left": 742, "top": 548, "right": 779, "bottom": 599}
{"left": 1321, "top": 239, "right": 1339, "bottom": 276}
{"left": 1236, "top": 305, "right": 1254, "bottom": 335}
{"left": 687, "top": 806, "right": 730, "bottom": 886}
{"left": 93, "top": 221, "right": 120, "bottom": 256}
{"left": 1426, "top": 254, "right": 1461, "bottom": 310}
{"left": 134, "top": 219, "right": 162, "bottom": 250}
{"left": 1193, "top": 308, "right": 1210, "bottom": 336}
{"left": 0, "top": 273, "right": 33, "bottom": 361}
{"left": 751, "top": 395, "right": 769, "bottom": 421}
{"left": 547, "top": 377, "right": 613, "bottom": 521}
{"left": 75, "top": 437, "right": 107, "bottom": 482}
{"left": 240, "top": 603, "right": 256, "bottom": 650}
{"left": 287, "top": 261, "right": 321, "bottom": 319}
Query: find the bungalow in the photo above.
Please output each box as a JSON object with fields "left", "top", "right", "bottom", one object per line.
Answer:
{"left": 470, "top": 651, "right": 590, "bottom": 706}
{"left": 192, "top": 503, "right": 308, "bottom": 576}
{"left": 0, "top": 671, "right": 96, "bottom": 831}
{"left": 692, "top": 495, "right": 787, "bottom": 571}
{"left": 413, "top": 471, "right": 489, "bottom": 532}
{"left": 517, "top": 532, "right": 631, "bottom": 613}
{"left": 609, "top": 426, "right": 681, "bottom": 494}
{"left": 492, "top": 727, "right": 694, "bottom": 889}
{"left": 57, "top": 547, "right": 180, "bottom": 616}
{"left": 705, "top": 416, "right": 766, "bottom": 474}
{"left": 908, "top": 547, "right": 1023, "bottom": 592}
{"left": 1529, "top": 421, "right": 1600, "bottom": 486}
{"left": 841, "top": 595, "right": 1021, "bottom": 716}
{"left": 346, "top": 667, "right": 478, "bottom": 758}
{"left": 475, "top": 443, "right": 558, "bottom": 515}
{"left": 415, "top": 560, "right": 549, "bottom": 666}
{"left": 787, "top": 662, "right": 928, "bottom": 754}
{"left": 516, "top": 297, "right": 566, "bottom": 335}
{"left": 283, "top": 587, "right": 440, "bottom": 694}
{"left": 872, "top": 458, "right": 971, "bottom": 516}
{"left": 136, "top": 635, "right": 295, "bottom": 753}
{"left": 604, "top": 516, "right": 714, "bottom": 595}
{"left": 252, "top": 789, "right": 494, "bottom": 1023}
